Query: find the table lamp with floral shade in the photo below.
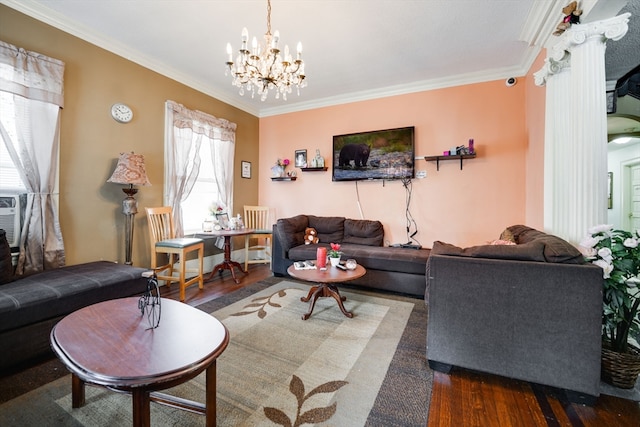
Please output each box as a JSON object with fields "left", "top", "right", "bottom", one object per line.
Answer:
{"left": 107, "top": 152, "right": 151, "bottom": 265}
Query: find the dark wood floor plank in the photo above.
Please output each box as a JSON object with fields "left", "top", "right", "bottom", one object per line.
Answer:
{"left": 428, "top": 365, "right": 640, "bottom": 427}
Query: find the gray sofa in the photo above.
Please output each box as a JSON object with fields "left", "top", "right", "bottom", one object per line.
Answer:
{"left": 272, "top": 214, "right": 430, "bottom": 296}
{"left": 0, "top": 257, "right": 149, "bottom": 371}
{"left": 425, "top": 225, "right": 603, "bottom": 404}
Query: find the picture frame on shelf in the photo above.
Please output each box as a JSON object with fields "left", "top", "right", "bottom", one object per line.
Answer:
{"left": 216, "top": 213, "right": 230, "bottom": 229}
{"left": 241, "top": 160, "right": 251, "bottom": 179}
{"left": 295, "top": 149, "right": 307, "bottom": 167}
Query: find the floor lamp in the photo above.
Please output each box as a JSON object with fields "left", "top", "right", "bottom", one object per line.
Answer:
{"left": 107, "top": 152, "right": 151, "bottom": 265}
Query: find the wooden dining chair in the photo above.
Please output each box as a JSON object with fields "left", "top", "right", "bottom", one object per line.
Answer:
{"left": 243, "top": 205, "right": 273, "bottom": 271}
{"left": 145, "top": 206, "right": 204, "bottom": 302}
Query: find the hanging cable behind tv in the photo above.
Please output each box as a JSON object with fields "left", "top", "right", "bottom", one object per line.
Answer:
{"left": 400, "top": 177, "right": 421, "bottom": 249}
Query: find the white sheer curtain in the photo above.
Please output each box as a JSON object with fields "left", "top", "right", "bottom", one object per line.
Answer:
{"left": 0, "top": 40, "right": 65, "bottom": 274}
{"left": 164, "top": 100, "right": 236, "bottom": 236}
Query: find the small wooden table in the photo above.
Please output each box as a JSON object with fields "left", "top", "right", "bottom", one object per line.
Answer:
{"left": 50, "top": 297, "right": 229, "bottom": 427}
{"left": 198, "top": 229, "right": 254, "bottom": 283}
{"left": 287, "top": 263, "right": 366, "bottom": 320}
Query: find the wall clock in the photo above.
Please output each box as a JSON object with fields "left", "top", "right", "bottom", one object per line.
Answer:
{"left": 110, "top": 103, "right": 133, "bottom": 123}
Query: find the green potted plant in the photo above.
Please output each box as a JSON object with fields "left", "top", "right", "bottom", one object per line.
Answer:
{"left": 581, "top": 225, "right": 640, "bottom": 388}
{"left": 328, "top": 243, "right": 343, "bottom": 267}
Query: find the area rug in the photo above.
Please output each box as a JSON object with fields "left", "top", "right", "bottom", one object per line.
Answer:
{"left": 0, "top": 278, "right": 431, "bottom": 426}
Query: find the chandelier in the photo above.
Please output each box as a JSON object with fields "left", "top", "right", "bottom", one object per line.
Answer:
{"left": 225, "top": 0, "right": 306, "bottom": 101}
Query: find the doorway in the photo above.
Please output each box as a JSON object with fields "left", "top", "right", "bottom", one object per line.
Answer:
{"left": 624, "top": 161, "right": 640, "bottom": 231}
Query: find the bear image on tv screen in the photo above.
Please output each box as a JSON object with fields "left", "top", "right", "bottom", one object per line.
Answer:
{"left": 338, "top": 143, "right": 370, "bottom": 168}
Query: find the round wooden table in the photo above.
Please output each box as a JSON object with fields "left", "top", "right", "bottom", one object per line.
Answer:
{"left": 287, "top": 263, "right": 366, "bottom": 320}
{"left": 50, "top": 297, "right": 229, "bottom": 427}
{"left": 199, "top": 228, "right": 254, "bottom": 283}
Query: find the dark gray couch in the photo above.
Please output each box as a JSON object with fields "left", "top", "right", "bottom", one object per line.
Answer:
{"left": 0, "top": 260, "right": 149, "bottom": 371}
{"left": 425, "top": 225, "right": 603, "bottom": 404}
{"left": 272, "top": 214, "right": 430, "bottom": 296}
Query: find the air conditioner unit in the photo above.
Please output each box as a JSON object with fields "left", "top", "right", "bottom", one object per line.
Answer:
{"left": 0, "top": 194, "right": 21, "bottom": 248}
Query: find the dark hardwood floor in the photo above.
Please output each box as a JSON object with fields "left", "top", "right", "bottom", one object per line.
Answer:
{"left": 2, "top": 264, "right": 639, "bottom": 426}
{"left": 174, "top": 265, "right": 640, "bottom": 427}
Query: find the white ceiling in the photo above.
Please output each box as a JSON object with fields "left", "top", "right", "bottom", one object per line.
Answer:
{"left": 1, "top": 0, "right": 636, "bottom": 118}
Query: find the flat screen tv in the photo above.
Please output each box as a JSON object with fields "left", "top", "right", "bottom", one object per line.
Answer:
{"left": 332, "top": 126, "right": 415, "bottom": 182}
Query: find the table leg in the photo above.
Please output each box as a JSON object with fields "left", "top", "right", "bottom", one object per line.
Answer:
{"left": 301, "top": 285, "right": 323, "bottom": 320}
{"left": 132, "top": 388, "right": 151, "bottom": 427}
{"left": 71, "top": 374, "right": 85, "bottom": 408}
{"left": 301, "top": 283, "right": 353, "bottom": 320}
{"left": 327, "top": 284, "right": 353, "bottom": 318}
{"left": 205, "top": 361, "right": 217, "bottom": 427}
{"left": 207, "top": 236, "right": 248, "bottom": 283}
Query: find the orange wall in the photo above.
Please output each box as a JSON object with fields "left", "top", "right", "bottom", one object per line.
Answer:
{"left": 2, "top": 3, "right": 548, "bottom": 257}
{"left": 260, "top": 79, "right": 533, "bottom": 248}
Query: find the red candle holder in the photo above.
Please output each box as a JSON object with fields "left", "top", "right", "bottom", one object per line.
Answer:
{"left": 316, "top": 247, "right": 327, "bottom": 269}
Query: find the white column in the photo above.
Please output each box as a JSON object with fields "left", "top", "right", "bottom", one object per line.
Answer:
{"left": 535, "top": 56, "right": 572, "bottom": 234}
{"left": 536, "top": 14, "right": 630, "bottom": 245}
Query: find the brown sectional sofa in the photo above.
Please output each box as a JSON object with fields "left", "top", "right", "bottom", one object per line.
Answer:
{"left": 272, "top": 214, "right": 430, "bottom": 296}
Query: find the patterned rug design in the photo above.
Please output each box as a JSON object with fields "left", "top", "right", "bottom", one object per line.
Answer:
{"left": 0, "top": 278, "right": 431, "bottom": 426}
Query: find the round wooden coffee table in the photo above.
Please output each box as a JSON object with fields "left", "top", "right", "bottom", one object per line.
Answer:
{"left": 287, "top": 263, "right": 366, "bottom": 320}
{"left": 50, "top": 297, "right": 229, "bottom": 427}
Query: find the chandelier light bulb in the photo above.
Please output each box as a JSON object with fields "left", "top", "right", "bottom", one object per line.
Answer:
{"left": 226, "top": 43, "right": 233, "bottom": 62}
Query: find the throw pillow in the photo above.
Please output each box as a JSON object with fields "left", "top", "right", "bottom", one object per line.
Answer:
{"left": 276, "top": 215, "right": 309, "bottom": 253}
{"left": 343, "top": 219, "right": 384, "bottom": 246}
{"left": 499, "top": 228, "right": 516, "bottom": 243}
{"left": 489, "top": 239, "right": 517, "bottom": 246}
{"left": 504, "top": 225, "right": 584, "bottom": 264}
{"left": 430, "top": 240, "right": 546, "bottom": 262}
{"left": 308, "top": 215, "right": 345, "bottom": 243}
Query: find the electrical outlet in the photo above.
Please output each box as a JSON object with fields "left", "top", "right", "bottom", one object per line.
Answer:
{"left": 415, "top": 170, "right": 426, "bottom": 179}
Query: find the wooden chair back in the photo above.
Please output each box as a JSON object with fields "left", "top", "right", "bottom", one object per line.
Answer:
{"left": 243, "top": 205, "right": 271, "bottom": 232}
{"left": 146, "top": 206, "right": 176, "bottom": 245}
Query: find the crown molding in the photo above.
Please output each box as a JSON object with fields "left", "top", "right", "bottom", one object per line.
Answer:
{"left": 259, "top": 60, "right": 535, "bottom": 117}
{"left": 2, "top": 0, "right": 548, "bottom": 118}
{"left": 0, "top": 0, "right": 261, "bottom": 116}
{"left": 519, "top": 0, "right": 563, "bottom": 48}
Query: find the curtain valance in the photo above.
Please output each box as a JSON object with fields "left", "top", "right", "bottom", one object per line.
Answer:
{"left": 166, "top": 100, "right": 236, "bottom": 142}
{"left": 0, "top": 40, "right": 65, "bottom": 107}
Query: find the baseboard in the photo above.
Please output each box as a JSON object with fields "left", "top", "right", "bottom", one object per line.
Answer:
{"left": 428, "top": 360, "right": 452, "bottom": 373}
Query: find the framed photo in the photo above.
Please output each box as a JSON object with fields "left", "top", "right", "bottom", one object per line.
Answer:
{"left": 241, "top": 160, "right": 251, "bottom": 179}
{"left": 295, "top": 149, "right": 307, "bottom": 168}
{"left": 608, "top": 172, "right": 613, "bottom": 209}
{"left": 216, "top": 213, "right": 230, "bottom": 230}
{"left": 607, "top": 90, "right": 617, "bottom": 114}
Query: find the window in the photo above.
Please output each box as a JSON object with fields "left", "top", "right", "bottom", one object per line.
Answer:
{"left": 0, "top": 92, "right": 28, "bottom": 193}
{"left": 164, "top": 101, "right": 236, "bottom": 236}
{"left": 180, "top": 137, "right": 218, "bottom": 234}
{"left": 0, "top": 40, "right": 65, "bottom": 273}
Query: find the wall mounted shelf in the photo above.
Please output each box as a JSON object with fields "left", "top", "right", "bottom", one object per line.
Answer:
{"left": 300, "top": 167, "right": 328, "bottom": 172}
{"left": 424, "top": 153, "right": 476, "bottom": 171}
{"left": 271, "top": 176, "right": 297, "bottom": 181}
